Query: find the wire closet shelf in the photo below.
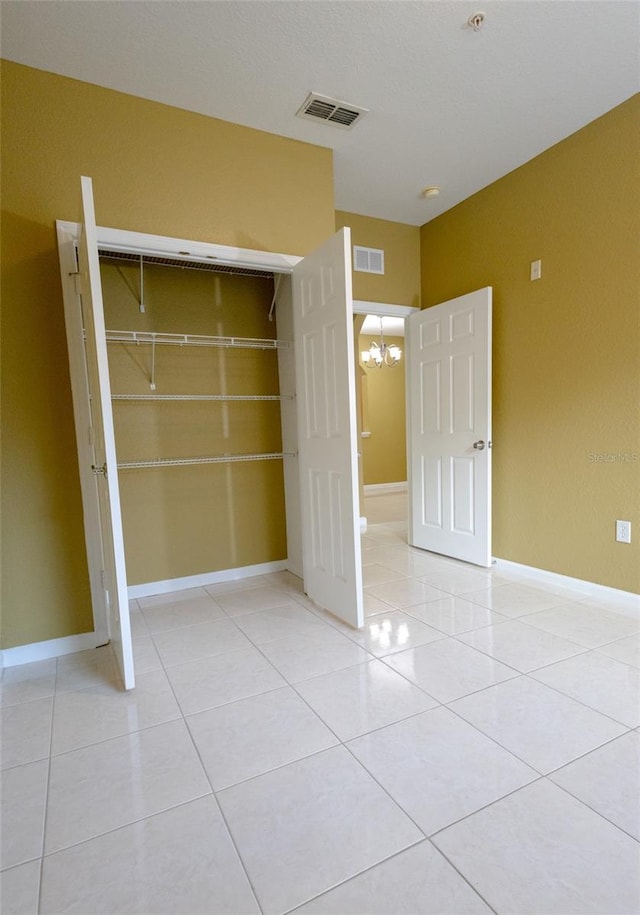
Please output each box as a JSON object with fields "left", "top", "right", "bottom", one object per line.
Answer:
{"left": 105, "top": 329, "right": 289, "bottom": 350}
{"left": 117, "top": 453, "right": 294, "bottom": 470}
{"left": 112, "top": 394, "right": 290, "bottom": 402}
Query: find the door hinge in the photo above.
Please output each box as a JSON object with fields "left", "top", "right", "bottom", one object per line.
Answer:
{"left": 70, "top": 271, "right": 83, "bottom": 295}
{"left": 92, "top": 462, "right": 107, "bottom": 476}
{"left": 88, "top": 426, "right": 94, "bottom": 448}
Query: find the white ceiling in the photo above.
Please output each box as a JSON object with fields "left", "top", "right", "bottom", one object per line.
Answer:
{"left": 361, "top": 315, "right": 405, "bottom": 337}
{"left": 2, "top": 1, "right": 638, "bottom": 225}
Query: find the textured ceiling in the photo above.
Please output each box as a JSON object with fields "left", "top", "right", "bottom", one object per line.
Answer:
{"left": 2, "top": 1, "right": 638, "bottom": 225}
{"left": 362, "top": 315, "right": 405, "bottom": 337}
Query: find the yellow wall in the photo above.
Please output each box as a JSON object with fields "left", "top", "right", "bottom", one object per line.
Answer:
{"left": 102, "top": 262, "right": 286, "bottom": 584}
{"left": 337, "top": 209, "right": 418, "bottom": 495}
{"left": 2, "top": 60, "right": 637, "bottom": 653}
{"left": 336, "top": 211, "right": 420, "bottom": 307}
{"left": 421, "top": 95, "right": 640, "bottom": 593}
{"left": 1, "top": 61, "right": 334, "bottom": 648}
{"left": 359, "top": 335, "right": 407, "bottom": 485}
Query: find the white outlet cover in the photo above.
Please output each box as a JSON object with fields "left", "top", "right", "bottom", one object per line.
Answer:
{"left": 530, "top": 259, "right": 542, "bottom": 281}
{"left": 616, "top": 520, "right": 632, "bottom": 543}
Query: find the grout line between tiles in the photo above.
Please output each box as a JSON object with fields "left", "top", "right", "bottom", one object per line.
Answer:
{"left": 233, "top": 637, "right": 455, "bottom": 908}
{"left": 520, "top": 667, "right": 639, "bottom": 729}
{"left": 311, "top": 632, "right": 630, "bottom": 785}
{"left": 427, "top": 774, "right": 547, "bottom": 843}
{"left": 45, "top": 711, "right": 186, "bottom": 760}
{"left": 547, "top": 767, "right": 640, "bottom": 845}
{"left": 277, "top": 662, "right": 431, "bottom": 830}
{"left": 423, "top": 838, "right": 502, "bottom": 914}
{"left": 37, "top": 796, "right": 214, "bottom": 861}
{"left": 447, "top": 628, "right": 592, "bottom": 673}
{"left": 151, "top": 634, "right": 267, "bottom": 915}
{"left": 375, "top": 649, "right": 522, "bottom": 698}
{"left": 438, "top": 677, "right": 634, "bottom": 777}
{"left": 7, "top": 545, "right": 638, "bottom": 914}
{"left": 278, "top": 833, "right": 500, "bottom": 915}
{"left": 542, "top": 719, "right": 636, "bottom": 772}
{"left": 36, "top": 655, "right": 57, "bottom": 915}
{"left": 424, "top": 838, "right": 502, "bottom": 915}
{"left": 177, "top": 679, "right": 289, "bottom": 719}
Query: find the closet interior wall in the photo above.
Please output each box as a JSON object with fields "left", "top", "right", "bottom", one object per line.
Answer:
{"left": 100, "top": 257, "right": 288, "bottom": 586}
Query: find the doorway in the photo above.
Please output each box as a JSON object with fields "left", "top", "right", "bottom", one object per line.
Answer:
{"left": 358, "top": 312, "right": 408, "bottom": 531}
{"left": 353, "top": 300, "right": 416, "bottom": 538}
{"left": 356, "top": 288, "right": 493, "bottom": 568}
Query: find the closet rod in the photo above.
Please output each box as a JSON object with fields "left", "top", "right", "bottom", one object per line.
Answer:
{"left": 105, "top": 330, "right": 289, "bottom": 350}
{"left": 112, "top": 394, "right": 293, "bottom": 402}
{"left": 118, "top": 452, "right": 295, "bottom": 470}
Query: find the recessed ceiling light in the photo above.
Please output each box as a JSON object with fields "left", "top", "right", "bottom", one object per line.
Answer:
{"left": 421, "top": 186, "right": 440, "bottom": 199}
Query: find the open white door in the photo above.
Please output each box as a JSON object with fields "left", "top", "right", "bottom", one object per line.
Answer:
{"left": 75, "top": 176, "right": 134, "bottom": 688}
{"left": 292, "top": 228, "right": 364, "bottom": 628}
{"left": 407, "top": 287, "right": 492, "bottom": 567}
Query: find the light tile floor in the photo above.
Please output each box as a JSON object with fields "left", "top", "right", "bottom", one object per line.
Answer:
{"left": 2, "top": 495, "right": 640, "bottom": 914}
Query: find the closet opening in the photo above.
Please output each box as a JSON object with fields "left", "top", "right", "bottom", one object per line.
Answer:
{"left": 59, "top": 182, "right": 367, "bottom": 688}
{"left": 97, "top": 250, "right": 300, "bottom": 596}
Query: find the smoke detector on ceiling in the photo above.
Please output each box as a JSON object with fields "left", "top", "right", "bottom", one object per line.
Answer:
{"left": 467, "top": 11, "right": 486, "bottom": 31}
{"left": 296, "top": 92, "right": 368, "bottom": 129}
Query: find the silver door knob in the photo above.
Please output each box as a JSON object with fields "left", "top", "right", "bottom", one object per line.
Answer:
{"left": 473, "top": 440, "right": 486, "bottom": 451}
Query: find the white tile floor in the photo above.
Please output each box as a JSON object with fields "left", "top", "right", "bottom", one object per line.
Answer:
{"left": 2, "top": 494, "right": 640, "bottom": 914}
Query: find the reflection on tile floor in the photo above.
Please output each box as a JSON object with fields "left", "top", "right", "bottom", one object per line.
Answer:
{"left": 2, "top": 494, "right": 639, "bottom": 914}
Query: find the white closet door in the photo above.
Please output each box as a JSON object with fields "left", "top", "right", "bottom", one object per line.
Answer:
{"left": 292, "top": 228, "right": 363, "bottom": 628}
{"left": 407, "top": 287, "right": 492, "bottom": 567}
{"left": 78, "top": 176, "right": 134, "bottom": 689}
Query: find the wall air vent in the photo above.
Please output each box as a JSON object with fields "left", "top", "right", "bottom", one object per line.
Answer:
{"left": 296, "top": 92, "right": 368, "bottom": 129}
{"left": 353, "top": 246, "right": 385, "bottom": 275}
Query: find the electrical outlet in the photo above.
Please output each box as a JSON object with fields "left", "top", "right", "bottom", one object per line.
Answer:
{"left": 530, "top": 259, "right": 542, "bottom": 281}
{"left": 616, "top": 520, "right": 632, "bottom": 543}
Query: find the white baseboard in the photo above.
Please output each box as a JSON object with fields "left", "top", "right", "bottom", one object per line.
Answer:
{"left": 4, "top": 557, "right": 635, "bottom": 669}
{"left": 0, "top": 631, "right": 102, "bottom": 669}
{"left": 493, "top": 558, "right": 640, "bottom": 618}
{"left": 364, "top": 482, "right": 408, "bottom": 495}
{"left": 128, "top": 559, "right": 289, "bottom": 599}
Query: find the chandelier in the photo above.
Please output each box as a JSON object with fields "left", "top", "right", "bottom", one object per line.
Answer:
{"left": 361, "top": 318, "right": 402, "bottom": 368}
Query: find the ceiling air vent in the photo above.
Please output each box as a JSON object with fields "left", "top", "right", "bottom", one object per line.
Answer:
{"left": 296, "top": 92, "right": 368, "bottom": 129}
{"left": 353, "top": 246, "right": 384, "bottom": 275}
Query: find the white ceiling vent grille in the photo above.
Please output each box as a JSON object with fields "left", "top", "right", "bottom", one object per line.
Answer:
{"left": 353, "top": 246, "right": 385, "bottom": 275}
{"left": 296, "top": 92, "right": 368, "bottom": 129}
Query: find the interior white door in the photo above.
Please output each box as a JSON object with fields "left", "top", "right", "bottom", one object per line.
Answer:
{"left": 407, "top": 287, "right": 492, "bottom": 566}
{"left": 78, "top": 176, "right": 135, "bottom": 688}
{"left": 292, "top": 228, "right": 364, "bottom": 628}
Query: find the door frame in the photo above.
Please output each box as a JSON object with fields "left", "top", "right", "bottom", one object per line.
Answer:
{"left": 56, "top": 220, "right": 346, "bottom": 644}
{"left": 57, "top": 223, "right": 111, "bottom": 645}
{"left": 352, "top": 301, "right": 415, "bottom": 320}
